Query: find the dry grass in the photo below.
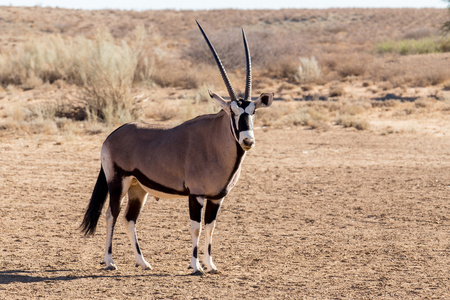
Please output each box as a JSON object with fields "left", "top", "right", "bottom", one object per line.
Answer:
{"left": 1, "top": 8, "right": 449, "bottom": 89}
{"left": 0, "top": 7, "right": 449, "bottom": 134}
{"left": 335, "top": 114, "right": 370, "bottom": 130}
{"left": 369, "top": 54, "right": 450, "bottom": 87}
{"left": 297, "top": 57, "right": 322, "bottom": 83}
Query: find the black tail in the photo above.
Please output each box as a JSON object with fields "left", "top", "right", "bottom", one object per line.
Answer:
{"left": 80, "top": 167, "right": 109, "bottom": 236}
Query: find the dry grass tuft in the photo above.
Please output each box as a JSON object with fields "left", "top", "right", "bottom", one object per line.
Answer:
{"left": 336, "top": 115, "right": 370, "bottom": 130}
{"left": 329, "top": 85, "right": 345, "bottom": 97}
{"left": 297, "top": 57, "right": 322, "bottom": 84}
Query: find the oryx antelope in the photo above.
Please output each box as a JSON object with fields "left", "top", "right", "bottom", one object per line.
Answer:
{"left": 81, "top": 21, "right": 273, "bottom": 275}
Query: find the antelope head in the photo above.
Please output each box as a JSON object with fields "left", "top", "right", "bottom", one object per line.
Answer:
{"left": 196, "top": 21, "right": 273, "bottom": 151}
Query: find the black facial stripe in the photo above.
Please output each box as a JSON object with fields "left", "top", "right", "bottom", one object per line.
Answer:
{"left": 238, "top": 114, "right": 252, "bottom": 132}
{"left": 237, "top": 99, "right": 252, "bottom": 109}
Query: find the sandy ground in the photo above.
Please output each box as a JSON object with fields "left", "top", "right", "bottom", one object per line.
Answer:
{"left": 0, "top": 124, "right": 448, "bottom": 299}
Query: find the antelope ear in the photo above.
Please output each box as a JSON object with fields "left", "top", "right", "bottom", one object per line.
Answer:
{"left": 209, "top": 90, "right": 231, "bottom": 113}
{"left": 254, "top": 93, "right": 274, "bottom": 110}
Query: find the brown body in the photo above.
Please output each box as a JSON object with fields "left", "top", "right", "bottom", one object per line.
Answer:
{"left": 102, "top": 110, "right": 244, "bottom": 199}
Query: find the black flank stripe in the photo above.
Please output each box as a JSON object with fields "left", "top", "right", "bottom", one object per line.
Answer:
{"left": 114, "top": 164, "right": 189, "bottom": 196}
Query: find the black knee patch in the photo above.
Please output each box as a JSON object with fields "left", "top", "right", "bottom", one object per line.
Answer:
{"left": 125, "top": 198, "right": 142, "bottom": 222}
{"left": 189, "top": 195, "right": 203, "bottom": 223}
{"left": 204, "top": 201, "right": 221, "bottom": 225}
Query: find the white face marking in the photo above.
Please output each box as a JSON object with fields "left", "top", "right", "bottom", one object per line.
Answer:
{"left": 230, "top": 101, "right": 242, "bottom": 115}
{"left": 245, "top": 102, "right": 255, "bottom": 114}
{"left": 239, "top": 130, "right": 255, "bottom": 148}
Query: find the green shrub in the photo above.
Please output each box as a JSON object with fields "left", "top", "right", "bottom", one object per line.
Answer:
{"left": 376, "top": 36, "right": 450, "bottom": 55}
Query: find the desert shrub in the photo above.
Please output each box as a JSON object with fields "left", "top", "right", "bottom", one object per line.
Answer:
{"left": 336, "top": 56, "right": 368, "bottom": 78}
{"left": 185, "top": 26, "right": 307, "bottom": 79}
{"left": 368, "top": 54, "right": 450, "bottom": 87}
{"left": 321, "top": 52, "right": 370, "bottom": 79}
{"left": 292, "top": 106, "right": 329, "bottom": 129}
{"left": 335, "top": 114, "right": 370, "bottom": 130}
{"left": 402, "top": 27, "right": 436, "bottom": 40}
{"left": 297, "top": 57, "right": 321, "bottom": 83}
{"left": 442, "top": 1, "right": 450, "bottom": 34}
{"left": 265, "top": 56, "right": 299, "bottom": 81}
{"left": 0, "top": 35, "right": 72, "bottom": 86}
{"left": 73, "top": 29, "right": 142, "bottom": 124}
{"left": 376, "top": 36, "right": 450, "bottom": 55}
{"left": 0, "top": 27, "right": 156, "bottom": 124}
{"left": 145, "top": 100, "right": 179, "bottom": 122}
{"left": 329, "top": 85, "right": 345, "bottom": 97}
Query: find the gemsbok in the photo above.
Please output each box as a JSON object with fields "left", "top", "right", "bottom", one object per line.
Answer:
{"left": 81, "top": 21, "right": 273, "bottom": 275}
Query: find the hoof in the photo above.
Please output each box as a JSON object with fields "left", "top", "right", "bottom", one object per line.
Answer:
{"left": 135, "top": 263, "right": 153, "bottom": 270}
{"left": 206, "top": 268, "right": 219, "bottom": 274}
{"left": 104, "top": 264, "right": 118, "bottom": 271}
{"left": 191, "top": 269, "right": 205, "bottom": 276}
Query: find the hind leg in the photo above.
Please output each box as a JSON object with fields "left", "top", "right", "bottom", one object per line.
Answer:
{"left": 124, "top": 180, "right": 152, "bottom": 270}
{"left": 103, "top": 176, "right": 131, "bottom": 270}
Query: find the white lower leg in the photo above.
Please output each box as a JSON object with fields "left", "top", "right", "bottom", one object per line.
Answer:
{"left": 104, "top": 208, "right": 117, "bottom": 270}
{"left": 189, "top": 220, "right": 203, "bottom": 274}
{"left": 124, "top": 219, "right": 152, "bottom": 270}
{"left": 203, "top": 222, "right": 217, "bottom": 272}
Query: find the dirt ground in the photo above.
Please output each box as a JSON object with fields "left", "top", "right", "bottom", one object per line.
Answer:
{"left": 0, "top": 123, "right": 448, "bottom": 299}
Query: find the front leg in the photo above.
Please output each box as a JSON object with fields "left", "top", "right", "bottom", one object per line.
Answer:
{"left": 188, "top": 195, "right": 204, "bottom": 275}
{"left": 203, "top": 198, "right": 223, "bottom": 273}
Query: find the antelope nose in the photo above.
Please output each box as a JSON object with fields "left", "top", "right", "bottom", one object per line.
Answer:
{"left": 242, "top": 138, "right": 255, "bottom": 148}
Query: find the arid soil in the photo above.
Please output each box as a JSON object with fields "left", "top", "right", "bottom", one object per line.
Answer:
{"left": 0, "top": 124, "right": 448, "bottom": 299}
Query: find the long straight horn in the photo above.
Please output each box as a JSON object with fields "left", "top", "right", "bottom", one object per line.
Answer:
{"left": 242, "top": 28, "right": 252, "bottom": 101}
{"left": 196, "top": 20, "right": 237, "bottom": 102}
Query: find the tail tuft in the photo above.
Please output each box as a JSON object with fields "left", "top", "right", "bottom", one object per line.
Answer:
{"left": 80, "top": 167, "right": 109, "bottom": 236}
